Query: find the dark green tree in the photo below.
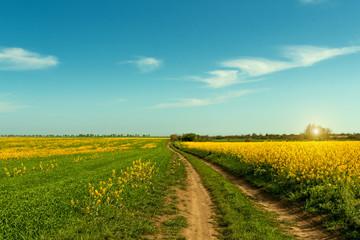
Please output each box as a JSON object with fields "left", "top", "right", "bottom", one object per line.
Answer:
{"left": 180, "top": 133, "right": 199, "bottom": 141}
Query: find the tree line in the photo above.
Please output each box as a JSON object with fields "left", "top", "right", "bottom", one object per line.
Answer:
{"left": 171, "top": 124, "right": 360, "bottom": 142}
{"left": 0, "top": 134, "right": 152, "bottom": 138}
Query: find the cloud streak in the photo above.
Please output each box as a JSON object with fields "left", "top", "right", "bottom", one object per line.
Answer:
{"left": 121, "top": 56, "right": 162, "bottom": 72}
{"left": 0, "top": 101, "right": 26, "bottom": 112}
{"left": 222, "top": 46, "right": 360, "bottom": 78}
{"left": 191, "top": 45, "right": 360, "bottom": 88}
{"left": 151, "top": 90, "right": 253, "bottom": 109}
{"left": 0, "top": 47, "right": 58, "bottom": 70}
{"left": 194, "top": 70, "right": 239, "bottom": 88}
{"left": 299, "top": 0, "right": 327, "bottom": 3}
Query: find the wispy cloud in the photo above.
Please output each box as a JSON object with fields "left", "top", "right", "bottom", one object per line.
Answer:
{"left": 120, "top": 56, "right": 162, "bottom": 72}
{"left": 222, "top": 58, "right": 289, "bottom": 77}
{"left": 0, "top": 101, "right": 26, "bottom": 112}
{"left": 299, "top": 0, "right": 327, "bottom": 3}
{"left": 191, "top": 45, "right": 360, "bottom": 88}
{"left": 152, "top": 98, "right": 212, "bottom": 109}
{"left": 222, "top": 45, "right": 360, "bottom": 77}
{"left": 151, "top": 90, "right": 253, "bottom": 109}
{"left": 215, "top": 90, "right": 254, "bottom": 101}
{"left": 193, "top": 70, "right": 239, "bottom": 88}
{"left": 0, "top": 47, "right": 58, "bottom": 70}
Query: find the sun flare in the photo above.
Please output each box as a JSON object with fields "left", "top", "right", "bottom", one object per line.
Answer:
{"left": 313, "top": 128, "right": 319, "bottom": 135}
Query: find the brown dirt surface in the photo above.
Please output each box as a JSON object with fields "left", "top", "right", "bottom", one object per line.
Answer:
{"left": 167, "top": 142, "right": 217, "bottom": 240}
{"left": 188, "top": 152, "right": 344, "bottom": 240}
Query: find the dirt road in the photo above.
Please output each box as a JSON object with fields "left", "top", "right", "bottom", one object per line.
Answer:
{"left": 167, "top": 143, "right": 217, "bottom": 240}
{"left": 189, "top": 152, "right": 342, "bottom": 240}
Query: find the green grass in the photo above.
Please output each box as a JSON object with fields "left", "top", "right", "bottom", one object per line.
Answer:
{"left": 161, "top": 215, "right": 187, "bottom": 239}
{"left": 156, "top": 151, "right": 188, "bottom": 240}
{"left": 0, "top": 138, "right": 187, "bottom": 239}
{"left": 172, "top": 143, "right": 294, "bottom": 240}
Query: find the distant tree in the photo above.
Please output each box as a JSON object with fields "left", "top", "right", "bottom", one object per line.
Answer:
{"left": 304, "top": 124, "right": 332, "bottom": 140}
{"left": 200, "top": 135, "right": 211, "bottom": 141}
{"left": 170, "top": 134, "right": 179, "bottom": 141}
{"left": 180, "top": 133, "right": 199, "bottom": 141}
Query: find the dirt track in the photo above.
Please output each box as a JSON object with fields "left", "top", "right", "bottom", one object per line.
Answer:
{"left": 168, "top": 142, "right": 343, "bottom": 239}
{"left": 188, "top": 152, "right": 343, "bottom": 240}
{"left": 167, "top": 143, "right": 217, "bottom": 240}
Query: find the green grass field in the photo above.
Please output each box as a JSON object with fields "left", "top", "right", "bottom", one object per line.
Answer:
{"left": 0, "top": 138, "right": 187, "bottom": 239}
{"left": 3, "top": 137, "right": 346, "bottom": 239}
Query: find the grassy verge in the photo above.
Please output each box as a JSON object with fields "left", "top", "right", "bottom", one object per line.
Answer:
{"left": 153, "top": 151, "right": 188, "bottom": 240}
{"left": 171, "top": 143, "right": 294, "bottom": 240}
{"left": 0, "top": 139, "right": 187, "bottom": 239}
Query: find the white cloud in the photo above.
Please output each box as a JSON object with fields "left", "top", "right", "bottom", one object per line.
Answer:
{"left": 191, "top": 45, "right": 360, "bottom": 88}
{"left": 222, "top": 45, "right": 360, "bottom": 78}
{"left": 151, "top": 90, "right": 253, "bottom": 109}
{"left": 121, "top": 56, "right": 162, "bottom": 72}
{"left": 152, "top": 98, "right": 213, "bottom": 109}
{"left": 222, "top": 58, "right": 290, "bottom": 77}
{"left": 299, "top": 0, "right": 327, "bottom": 3}
{"left": 0, "top": 102, "right": 26, "bottom": 112}
{"left": 283, "top": 45, "right": 360, "bottom": 66}
{"left": 196, "top": 70, "right": 239, "bottom": 88}
{"left": 215, "top": 90, "right": 253, "bottom": 101}
{"left": 0, "top": 47, "right": 58, "bottom": 70}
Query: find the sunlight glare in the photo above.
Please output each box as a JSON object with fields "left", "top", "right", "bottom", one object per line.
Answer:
{"left": 313, "top": 128, "right": 319, "bottom": 135}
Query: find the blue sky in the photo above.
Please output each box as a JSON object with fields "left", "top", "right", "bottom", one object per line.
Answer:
{"left": 1, "top": 0, "right": 360, "bottom": 136}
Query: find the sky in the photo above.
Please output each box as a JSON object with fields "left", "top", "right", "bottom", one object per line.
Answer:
{"left": 1, "top": 0, "right": 360, "bottom": 136}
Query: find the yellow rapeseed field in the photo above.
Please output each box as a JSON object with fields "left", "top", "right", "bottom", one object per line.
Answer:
{"left": 182, "top": 141, "right": 360, "bottom": 187}
{"left": 0, "top": 137, "right": 162, "bottom": 161}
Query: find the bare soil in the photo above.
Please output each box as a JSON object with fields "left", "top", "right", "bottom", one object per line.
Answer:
{"left": 189, "top": 153, "right": 344, "bottom": 240}
{"left": 167, "top": 143, "right": 217, "bottom": 240}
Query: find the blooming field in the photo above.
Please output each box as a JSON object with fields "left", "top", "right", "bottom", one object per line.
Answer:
{"left": 179, "top": 141, "right": 360, "bottom": 237}
{"left": 182, "top": 141, "right": 360, "bottom": 187}
{"left": 1, "top": 137, "right": 162, "bottom": 179}
{"left": 0, "top": 137, "right": 163, "bottom": 161}
{"left": 0, "top": 137, "right": 177, "bottom": 239}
